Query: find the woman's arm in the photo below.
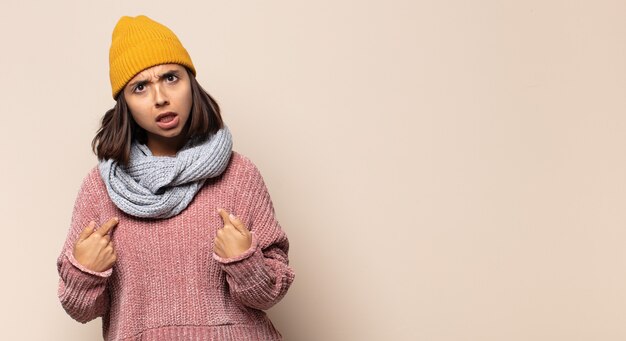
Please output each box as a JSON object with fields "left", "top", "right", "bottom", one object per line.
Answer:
{"left": 213, "top": 159, "right": 295, "bottom": 310}
{"left": 57, "top": 171, "right": 112, "bottom": 323}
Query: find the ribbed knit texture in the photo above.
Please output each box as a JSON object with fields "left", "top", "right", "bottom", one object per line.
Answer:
{"left": 98, "top": 127, "right": 233, "bottom": 219}
{"left": 57, "top": 152, "right": 295, "bottom": 341}
{"left": 109, "top": 15, "right": 196, "bottom": 99}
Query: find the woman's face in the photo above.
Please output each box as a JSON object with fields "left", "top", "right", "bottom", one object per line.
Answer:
{"left": 123, "top": 63, "right": 193, "bottom": 155}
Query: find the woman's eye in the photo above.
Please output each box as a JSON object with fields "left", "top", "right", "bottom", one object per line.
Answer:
{"left": 134, "top": 84, "right": 145, "bottom": 93}
{"left": 166, "top": 75, "right": 178, "bottom": 82}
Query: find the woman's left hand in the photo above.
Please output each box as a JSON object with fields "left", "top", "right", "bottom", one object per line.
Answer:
{"left": 214, "top": 208, "right": 252, "bottom": 259}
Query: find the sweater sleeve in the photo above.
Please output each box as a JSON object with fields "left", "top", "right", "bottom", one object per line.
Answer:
{"left": 213, "top": 159, "right": 295, "bottom": 310}
{"left": 57, "top": 170, "right": 111, "bottom": 323}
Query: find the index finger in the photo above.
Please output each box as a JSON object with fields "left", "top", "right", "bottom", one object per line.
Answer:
{"left": 95, "top": 217, "right": 119, "bottom": 236}
{"left": 228, "top": 213, "right": 248, "bottom": 234}
{"left": 217, "top": 208, "right": 231, "bottom": 225}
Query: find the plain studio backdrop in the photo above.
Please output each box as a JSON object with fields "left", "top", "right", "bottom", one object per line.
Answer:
{"left": 1, "top": 1, "right": 625, "bottom": 340}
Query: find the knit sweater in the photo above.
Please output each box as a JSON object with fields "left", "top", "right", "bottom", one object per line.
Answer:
{"left": 57, "top": 152, "right": 295, "bottom": 341}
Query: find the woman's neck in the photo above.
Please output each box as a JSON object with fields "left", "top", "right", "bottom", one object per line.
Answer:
{"left": 146, "top": 134, "right": 187, "bottom": 156}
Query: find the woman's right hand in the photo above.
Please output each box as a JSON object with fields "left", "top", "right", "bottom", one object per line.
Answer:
{"left": 72, "top": 217, "right": 119, "bottom": 272}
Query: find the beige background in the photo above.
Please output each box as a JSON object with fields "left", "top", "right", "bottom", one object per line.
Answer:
{"left": 1, "top": 0, "right": 625, "bottom": 340}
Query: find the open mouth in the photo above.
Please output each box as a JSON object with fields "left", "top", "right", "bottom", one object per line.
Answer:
{"left": 155, "top": 112, "right": 179, "bottom": 129}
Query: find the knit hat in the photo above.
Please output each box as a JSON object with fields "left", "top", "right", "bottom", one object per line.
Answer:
{"left": 109, "top": 15, "right": 196, "bottom": 99}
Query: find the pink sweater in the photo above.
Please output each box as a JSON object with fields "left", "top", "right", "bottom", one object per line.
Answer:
{"left": 57, "top": 152, "right": 295, "bottom": 340}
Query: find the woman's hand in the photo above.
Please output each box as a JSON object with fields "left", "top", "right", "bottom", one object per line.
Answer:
{"left": 72, "top": 218, "right": 119, "bottom": 272}
{"left": 214, "top": 208, "right": 252, "bottom": 259}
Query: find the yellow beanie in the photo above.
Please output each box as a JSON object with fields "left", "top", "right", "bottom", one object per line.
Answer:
{"left": 109, "top": 15, "right": 196, "bottom": 99}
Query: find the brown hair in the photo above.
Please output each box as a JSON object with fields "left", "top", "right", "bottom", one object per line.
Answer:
{"left": 92, "top": 67, "right": 223, "bottom": 167}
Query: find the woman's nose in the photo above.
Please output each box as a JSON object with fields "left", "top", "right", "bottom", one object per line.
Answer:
{"left": 153, "top": 85, "right": 169, "bottom": 107}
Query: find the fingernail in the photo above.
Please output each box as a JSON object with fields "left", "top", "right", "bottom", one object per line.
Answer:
{"left": 229, "top": 213, "right": 236, "bottom": 220}
{"left": 113, "top": 217, "right": 119, "bottom": 222}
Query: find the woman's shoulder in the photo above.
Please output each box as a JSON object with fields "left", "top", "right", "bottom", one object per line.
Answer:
{"left": 228, "top": 151, "right": 259, "bottom": 171}
{"left": 87, "top": 165, "right": 104, "bottom": 182}
{"left": 224, "top": 151, "right": 265, "bottom": 182}
{"left": 77, "top": 165, "right": 107, "bottom": 193}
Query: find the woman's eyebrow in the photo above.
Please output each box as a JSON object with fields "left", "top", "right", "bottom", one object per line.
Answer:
{"left": 128, "top": 70, "right": 181, "bottom": 88}
{"left": 127, "top": 77, "right": 149, "bottom": 89}
{"left": 158, "top": 69, "right": 180, "bottom": 77}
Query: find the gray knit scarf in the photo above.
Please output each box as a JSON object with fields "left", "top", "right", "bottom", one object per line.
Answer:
{"left": 98, "top": 126, "right": 233, "bottom": 219}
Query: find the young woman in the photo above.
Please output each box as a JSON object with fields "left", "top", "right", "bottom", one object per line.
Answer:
{"left": 56, "top": 15, "right": 295, "bottom": 340}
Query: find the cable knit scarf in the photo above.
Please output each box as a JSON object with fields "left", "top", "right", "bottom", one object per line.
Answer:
{"left": 98, "top": 126, "right": 233, "bottom": 219}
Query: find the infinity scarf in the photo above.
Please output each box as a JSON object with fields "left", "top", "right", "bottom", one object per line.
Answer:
{"left": 98, "top": 126, "right": 233, "bottom": 219}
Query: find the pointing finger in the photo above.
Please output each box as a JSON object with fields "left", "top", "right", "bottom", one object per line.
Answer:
{"left": 217, "top": 208, "right": 231, "bottom": 225}
{"left": 95, "top": 217, "right": 119, "bottom": 236}
{"left": 228, "top": 212, "right": 248, "bottom": 234}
